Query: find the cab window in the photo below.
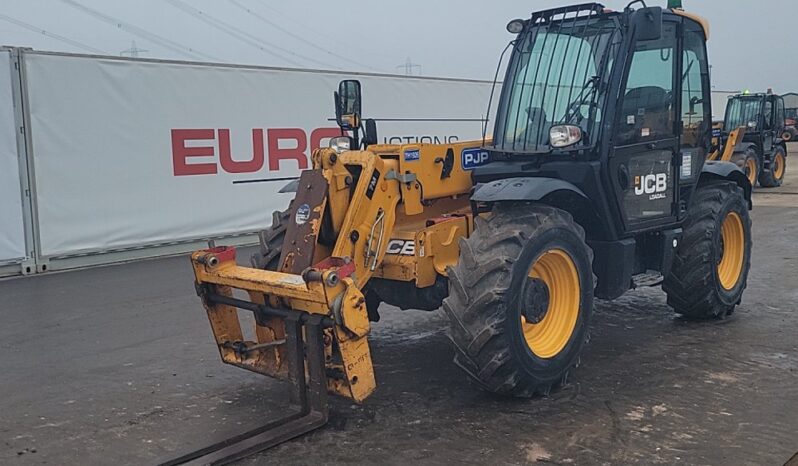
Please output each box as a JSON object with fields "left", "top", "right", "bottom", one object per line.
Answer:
{"left": 680, "top": 25, "right": 710, "bottom": 152}
{"left": 617, "top": 23, "right": 676, "bottom": 146}
{"left": 776, "top": 98, "right": 785, "bottom": 130}
{"left": 763, "top": 101, "right": 773, "bottom": 130}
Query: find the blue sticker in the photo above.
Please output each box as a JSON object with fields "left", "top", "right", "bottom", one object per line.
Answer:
{"left": 295, "top": 203, "right": 311, "bottom": 225}
{"left": 404, "top": 149, "right": 420, "bottom": 162}
{"left": 712, "top": 128, "right": 722, "bottom": 138}
{"left": 461, "top": 148, "right": 490, "bottom": 170}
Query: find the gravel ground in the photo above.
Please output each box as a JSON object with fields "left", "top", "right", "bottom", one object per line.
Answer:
{"left": 2, "top": 153, "right": 797, "bottom": 465}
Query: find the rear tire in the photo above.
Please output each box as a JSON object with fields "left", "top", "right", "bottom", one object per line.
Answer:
{"left": 443, "top": 204, "right": 594, "bottom": 397}
{"left": 731, "top": 148, "right": 759, "bottom": 187}
{"left": 664, "top": 182, "right": 752, "bottom": 319}
{"left": 759, "top": 146, "right": 786, "bottom": 188}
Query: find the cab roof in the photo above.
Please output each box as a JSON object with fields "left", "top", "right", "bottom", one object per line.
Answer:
{"left": 669, "top": 8, "right": 710, "bottom": 40}
{"left": 525, "top": 3, "right": 710, "bottom": 41}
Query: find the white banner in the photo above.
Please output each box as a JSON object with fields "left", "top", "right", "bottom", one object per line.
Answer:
{"left": 0, "top": 51, "right": 26, "bottom": 263}
{"left": 23, "top": 53, "right": 495, "bottom": 257}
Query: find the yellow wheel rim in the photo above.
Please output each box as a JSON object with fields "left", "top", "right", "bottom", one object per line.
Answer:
{"left": 745, "top": 158, "right": 757, "bottom": 185}
{"left": 774, "top": 153, "right": 785, "bottom": 180}
{"left": 521, "top": 249, "right": 580, "bottom": 359}
{"left": 717, "top": 212, "right": 745, "bottom": 291}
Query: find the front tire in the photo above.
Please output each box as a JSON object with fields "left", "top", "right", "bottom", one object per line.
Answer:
{"left": 251, "top": 209, "right": 290, "bottom": 270}
{"left": 759, "top": 146, "right": 786, "bottom": 188}
{"left": 664, "top": 182, "right": 752, "bottom": 319}
{"left": 731, "top": 148, "right": 759, "bottom": 187}
{"left": 443, "top": 204, "right": 594, "bottom": 397}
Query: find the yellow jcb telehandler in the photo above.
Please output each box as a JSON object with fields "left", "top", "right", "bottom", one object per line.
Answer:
{"left": 709, "top": 92, "right": 789, "bottom": 187}
{"left": 164, "top": 2, "right": 753, "bottom": 464}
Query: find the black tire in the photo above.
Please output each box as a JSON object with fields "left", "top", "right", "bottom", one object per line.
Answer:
{"left": 731, "top": 148, "right": 759, "bottom": 187}
{"left": 664, "top": 182, "right": 752, "bottom": 319}
{"left": 250, "top": 207, "right": 384, "bottom": 321}
{"left": 443, "top": 204, "right": 594, "bottom": 397}
{"left": 759, "top": 146, "right": 787, "bottom": 188}
{"left": 251, "top": 209, "right": 291, "bottom": 270}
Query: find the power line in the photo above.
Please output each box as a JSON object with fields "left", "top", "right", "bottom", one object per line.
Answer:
{"left": 226, "top": 0, "right": 381, "bottom": 72}
{"left": 251, "top": 0, "right": 403, "bottom": 66}
{"left": 164, "top": 0, "right": 340, "bottom": 70}
{"left": 0, "top": 13, "right": 108, "bottom": 54}
{"left": 58, "top": 0, "right": 221, "bottom": 62}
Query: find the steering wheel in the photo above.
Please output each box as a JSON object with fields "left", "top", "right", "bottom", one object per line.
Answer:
{"left": 564, "top": 100, "right": 587, "bottom": 124}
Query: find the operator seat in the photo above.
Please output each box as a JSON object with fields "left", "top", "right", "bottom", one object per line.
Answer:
{"left": 619, "top": 86, "right": 673, "bottom": 144}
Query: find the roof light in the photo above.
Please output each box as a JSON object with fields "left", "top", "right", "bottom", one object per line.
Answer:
{"left": 506, "top": 19, "right": 525, "bottom": 34}
{"left": 667, "top": 0, "right": 683, "bottom": 8}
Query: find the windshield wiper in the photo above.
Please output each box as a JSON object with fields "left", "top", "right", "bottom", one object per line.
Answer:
{"left": 560, "top": 75, "right": 599, "bottom": 124}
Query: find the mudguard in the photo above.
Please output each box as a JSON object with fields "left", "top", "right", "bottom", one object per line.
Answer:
{"left": 700, "top": 161, "right": 752, "bottom": 208}
{"left": 471, "top": 177, "right": 588, "bottom": 203}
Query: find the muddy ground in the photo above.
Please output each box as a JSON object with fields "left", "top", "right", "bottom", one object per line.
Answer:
{"left": 2, "top": 155, "right": 798, "bottom": 465}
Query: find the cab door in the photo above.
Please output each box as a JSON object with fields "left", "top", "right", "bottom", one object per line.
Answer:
{"left": 775, "top": 96, "right": 786, "bottom": 142}
{"left": 609, "top": 22, "right": 679, "bottom": 232}
{"left": 762, "top": 97, "right": 774, "bottom": 153}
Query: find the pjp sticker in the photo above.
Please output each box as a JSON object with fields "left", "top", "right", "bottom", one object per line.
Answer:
{"left": 461, "top": 148, "right": 490, "bottom": 170}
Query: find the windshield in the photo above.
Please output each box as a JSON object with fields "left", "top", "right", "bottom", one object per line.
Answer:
{"left": 493, "top": 12, "right": 621, "bottom": 153}
{"left": 725, "top": 97, "right": 762, "bottom": 131}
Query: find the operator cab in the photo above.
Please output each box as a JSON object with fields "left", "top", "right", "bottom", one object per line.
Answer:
{"left": 722, "top": 92, "right": 786, "bottom": 154}
{"left": 477, "top": 2, "right": 715, "bottom": 239}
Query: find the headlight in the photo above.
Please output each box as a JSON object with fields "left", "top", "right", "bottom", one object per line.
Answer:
{"left": 506, "top": 19, "right": 525, "bottom": 34}
{"left": 747, "top": 121, "right": 758, "bottom": 129}
{"left": 329, "top": 136, "right": 351, "bottom": 153}
{"left": 549, "top": 125, "right": 583, "bottom": 148}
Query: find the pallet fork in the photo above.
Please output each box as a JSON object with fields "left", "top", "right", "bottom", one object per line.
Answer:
{"left": 159, "top": 288, "right": 332, "bottom": 465}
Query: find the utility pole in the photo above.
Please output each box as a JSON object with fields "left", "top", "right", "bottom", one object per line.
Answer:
{"left": 120, "top": 40, "right": 148, "bottom": 58}
{"left": 396, "top": 57, "right": 421, "bottom": 76}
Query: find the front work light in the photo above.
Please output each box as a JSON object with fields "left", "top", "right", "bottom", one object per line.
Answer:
{"left": 506, "top": 19, "right": 525, "bottom": 34}
{"left": 667, "top": 0, "right": 683, "bottom": 9}
{"left": 550, "top": 125, "right": 583, "bottom": 148}
{"left": 329, "top": 136, "right": 352, "bottom": 153}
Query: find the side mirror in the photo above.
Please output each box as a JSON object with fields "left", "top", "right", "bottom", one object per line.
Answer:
{"left": 335, "top": 80, "right": 362, "bottom": 130}
{"left": 362, "top": 119, "right": 378, "bottom": 147}
{"left": 631, "top": 7, "right": 663, "bottom": 42}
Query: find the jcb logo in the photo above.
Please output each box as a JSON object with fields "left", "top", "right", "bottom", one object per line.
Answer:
{"left": 386, "top": 239, "right": 415, "bottom": 256}
{"left": 635, "top": 173, "right": 668, "bottom": 196}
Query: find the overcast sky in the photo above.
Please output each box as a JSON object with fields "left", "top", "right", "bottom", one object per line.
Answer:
{"left": 2, "top": 0, "right": 795, "bottom": 93}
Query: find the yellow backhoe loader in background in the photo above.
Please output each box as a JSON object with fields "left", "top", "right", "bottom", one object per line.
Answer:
{"left": 163, "top": 2, "right": 754, "bottom": 464}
